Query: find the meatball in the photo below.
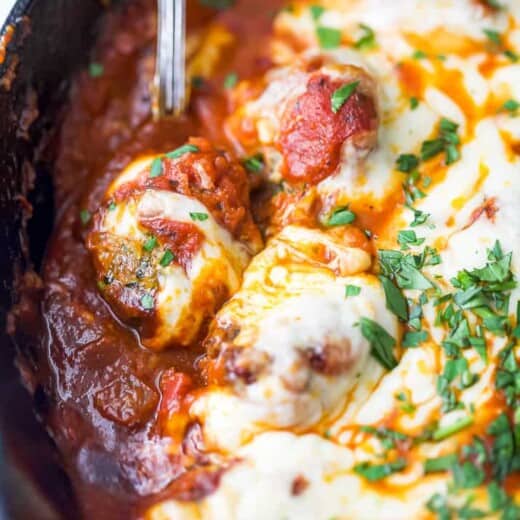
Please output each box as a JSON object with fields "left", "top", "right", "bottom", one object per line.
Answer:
{"left": 187, "top": 226, "right": 397, "bottom": 452}
{"left": 227, "top": 54, "right": 379, "bottom": 185}
{"left": 87, "top": 138, "right": 262, "bottom": 351}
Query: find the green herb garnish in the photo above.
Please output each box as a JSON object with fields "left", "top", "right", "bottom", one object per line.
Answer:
{"left": 80, "top": 209, "right": 91, "bottom": 225}
{"left": 354, "top": 458, "right": 406, "bottom": 481}
{"left": 88, "top": 62, "right": 104, "bottom": 78}
{"left": 358, "top": 317, "right": 398, "bottom": 370}
{"left": 345, "top": 284, "right": 361, "bottom": 297}
{"left": 316, "top": 26, "right": 342, "bottom": 49}
{"left": 190, "top": 212, "right": 209, "bottom": 222}
{"left": 166, "top": 144, "right": 200, "bottom": 160}
{"left": 331, "top": 81, "right": 360, "bottom": 113}
{"left": 149, "top": 157, "right": 164, "bottom": 178}
{"left": 324, "top": 206, "right": 356, "bottom": 226}
{"left": 159, "top": 249, "right": 175, "bottom": 267}
{"left": 354, "top": 24, "right": 376, "bottom": 50}
{"left": 140, "top": 293, "right": 155, "bottom": 310}
{"left": 223, "top": 72, "right": 238, "bottom": 89}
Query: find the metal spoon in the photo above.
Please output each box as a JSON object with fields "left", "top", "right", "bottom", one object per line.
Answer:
{"left": 153, "top": 0, "right": 188, "bottom": 119}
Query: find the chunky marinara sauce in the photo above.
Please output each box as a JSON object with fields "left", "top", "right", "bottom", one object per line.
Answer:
{"left": 13, "top": 1, "right": 284, "bottom": 518}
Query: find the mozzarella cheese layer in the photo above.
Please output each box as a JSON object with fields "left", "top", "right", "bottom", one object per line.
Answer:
{"left": 149, "top": 0, "right": 520, "bottom": 518}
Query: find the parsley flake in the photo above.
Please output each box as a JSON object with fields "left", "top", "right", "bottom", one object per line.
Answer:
{"left": 149, "top": 157, "right": 164, "bottom": 178}
{"left": 140, "top": 293, "right": 155, "bottom": 310}
{"left": 143, "top": 235, "right": 157, "bottom": 252}
{"left": 88, "top": 62, "right": 104, "bottom": 78}
{"left": 331, "top": 81, "right": 359, "bottom": 113}
{"left": 398, "top": 229, "right": 425, "bottom": 250}
{"left": 324, "top": 206, "right": 356, "bottom": 226}
{"left": 159, "top": 249, "right": 175, "bottom": 267}
{"left": 483, "top": 28, "right": 502, "bottom": 46}
{"left": 309, "top": 5, "right": 325, "bottom": 21}
{"left": 354, "top": 24, "right": 376, "bottom": 50}
{"left": 379, "top": 275, "right": 408, "bottom": 320}
{"left": 358, "top": 317, "right": 398, "bottom": 370}
{"left": 223, "top": 72, "right": 238, "bottom": 89}
{"left": 402, "top": 329, "right": 428, "bottom": 347}
{"left": 199, "top": 0, "right": 235, "bottom": 9}
{"left": 80, "top": 209, "right": 91, "bottom": 225}
{"left": 242, "top": 153, "right": 264, "bottom": 173}
{"left": 396, "top": 153, "right": 420, "bottom": 173}
{"left": 354, "top": 458, "right": 406, "bottom": 481}
{"left": 345, "top": 284, "right": 361, "bottom": 297}
{"left": 316, "top": 26, "right": 342, "bottom": 49}
{"left": 432, "top": 415, "right": 474, "bottom": 441}
{"left": 166, "top": 144, "right": 200, "bottom": 160}
{"left": 190, "top": 212, "right": 209, "bottom": 222}
{"left": 501, "top": 98, "right": 520, "bottom": 116}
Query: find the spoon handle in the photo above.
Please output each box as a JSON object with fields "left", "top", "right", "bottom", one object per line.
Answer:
{"left": 153, "top": 0, "right": 187, "bottom": 118}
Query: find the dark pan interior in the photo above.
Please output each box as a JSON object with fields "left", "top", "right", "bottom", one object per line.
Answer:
{"left": 0, "top": 1, "right": 109, "bottom": 518}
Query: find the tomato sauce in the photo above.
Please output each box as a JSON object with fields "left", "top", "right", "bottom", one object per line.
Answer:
{"left": 10, "top": 1, "right": 285, "bottom": 518}
{"left": 280, "top": 73, "right": 378, "bottom": 184}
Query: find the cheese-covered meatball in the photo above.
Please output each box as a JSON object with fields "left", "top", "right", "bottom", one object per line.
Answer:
{"left": 87, "top": 138, "right": 262, "bottom": 351}
{"left": 227, "top": 54, "right": 378, "bottom": 185}
{"left": 187, "top": 226, "right": 398, "bottom": 452}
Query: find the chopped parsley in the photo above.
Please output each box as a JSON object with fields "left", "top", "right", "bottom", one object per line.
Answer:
{"left": 482, "top": 26, "right": 518, "bottom": 63}
{"left": 324, "top": 205, "right": 356, "bottom": 226}
{"left": 140, "top": 293, "right": 155, "bottom": 310}
{"left": 483, "top": 0, "right": 503, "bottom": 8}
{"left": 504, "top": 49, "right": 519, "bottom": 62}
{"left": 190, "top": 212, "right": 209, "bottom": 222}
{"left": 397, "top": 229, "right": 425, "bottom": 250}
{"left": 149, "top": 157, "right": 164, "bottom": 178}
{"left": 223, "top": 72, "right": 238, "bottom": 89}
{"left": 166, "top": 144, "right": 200, "bottom": 160}
{"left": 331, "top": 81, "right": 359, "bottom": 113}
{"left": 309, "top": 5, "right": 325, "bottom": 21}
{"left": 80, "top": 209, "right": 91, "bottom": 225}
{"left": 198, "top": 0, "right": 235, "bottom": 9}
{"left": 107, "top": 201, "right": 117, "bottom": 211}
{"left": 410, "top": 96, "right": 419, "bottom": 110}
{"left": 396, "top": 153, "right": 419, "bottom": 173}
{"left": 378, "top": 249, "right": 435, "bottom": 291}
{"left": 316, "top": 26, "right": 342, "bottom": 49}
{"left": 191, "top": 76, "right": 205, "bottom": 89}
{"left": 345, "top": 284, "right": 361, "bottom": 297}
{"left": 242, "top": 153, "right": 264, "bottom": 173}
{"left": 501, "top": 98, "right": 520, "bottom": 116}
{"left": 358, "top": 317, "right": 398, "bottom": 370}
{"left": 88, "top": 62, "right": 104, "bottom": 78}
{"left": 424, "top": 453, "right": 457, "bottom": 473}
{"left": 483, "top": 28, "right": 502, "bottom": 46}
{"left": 143, "top": 235, "right": 158, "bottom": 252}
{"left": 354, "top": 24, "right": 376, "bottom": 50}
{"left": 420, "top": 117, "right": 461, "bottom": 165}
{"left": 412, "top": 49, "right": 427, "bottom": 60}
{"left": 402, "top": 329, "right": 428, "bottom": 347}
{"left": 360, "top": 425, "right": 409, "bottom": 450}
{"left": 379, "top": 275, "right": 408, "bottom": 320}
{"left": 432, "top": 415, "right": 474, "bottom": 441}
{"left": 354, "top": 458, "right": 406, "bottom": 481}
{"left": 159, "top": 249, "right": 175, "bottom": 267}
{"left": 452, "top": 460, "right": 485, "bottom": 489}
{"left": 395, "top": 391, "right": 416, "bottom": 414}
{"left": 410, "top": 207, "right": 430, "bottom": 227}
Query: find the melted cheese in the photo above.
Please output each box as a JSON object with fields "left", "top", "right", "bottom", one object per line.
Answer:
{"left": 148, "top": 0, "right": 520, "bottom": 517}
{"left": 191, "top": 226, "right": 395, "bottom": 453}
{"left": 92, "top": 158, "right": 252, "bottom": 350}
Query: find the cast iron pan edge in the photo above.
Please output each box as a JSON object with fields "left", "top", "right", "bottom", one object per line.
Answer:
{"left": 0, "top": 1, "right": 108, "bottom": 518}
